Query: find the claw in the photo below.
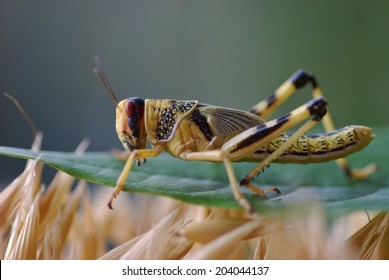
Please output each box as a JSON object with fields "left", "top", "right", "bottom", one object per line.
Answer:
{"left": 107, "top": 193, "right": 116, "bottom": 210}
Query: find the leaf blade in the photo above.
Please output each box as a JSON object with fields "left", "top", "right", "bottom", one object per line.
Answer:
{"left": 1, "top": 126, "right": 388, "bottom": 215}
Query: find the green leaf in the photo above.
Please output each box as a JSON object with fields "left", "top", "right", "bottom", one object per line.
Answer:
{"left": 1, "top": 126, "right": 388, "bottom": 215}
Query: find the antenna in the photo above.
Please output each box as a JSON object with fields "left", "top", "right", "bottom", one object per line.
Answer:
{"left": 93, "top": 55, "right": 119, "bottom": 107}
{"left": 4, "top": 92, "right": 37, "bottom": 139}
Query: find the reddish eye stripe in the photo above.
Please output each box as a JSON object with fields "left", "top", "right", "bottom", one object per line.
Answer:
{"left": 125, "top": 101, "right": 135, "bottom": 118}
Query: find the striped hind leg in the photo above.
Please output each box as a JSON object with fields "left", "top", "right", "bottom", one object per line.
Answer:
{"left": 249, "top": 69, "right": 377, "bottom": 180}
{"left": 185, "top": 97, "right": 327, "bottom": 213}
{"left": 226, "top": 98, "right": 329, "bottom": 195}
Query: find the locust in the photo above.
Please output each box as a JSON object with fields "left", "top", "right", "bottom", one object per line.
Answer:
{"left": 94, "top": 57, "right": 377, "bottom": 213}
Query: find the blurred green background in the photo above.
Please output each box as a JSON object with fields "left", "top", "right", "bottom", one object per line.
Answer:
{"left": 0, "top": 0, "right": 388, "bottom": 183}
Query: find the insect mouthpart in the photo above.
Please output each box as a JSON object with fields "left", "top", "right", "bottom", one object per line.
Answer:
{"left": 122, "top": 132, "right": 136, "bottom": 151}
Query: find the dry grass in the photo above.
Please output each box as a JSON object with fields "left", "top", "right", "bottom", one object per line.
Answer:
{"left": 1, "top": 135, "right": 388, "bottom": 260}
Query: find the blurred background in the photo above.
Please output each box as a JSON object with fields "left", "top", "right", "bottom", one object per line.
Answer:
{"left": 0, "top": 0, "right": 388, "bottom": 183}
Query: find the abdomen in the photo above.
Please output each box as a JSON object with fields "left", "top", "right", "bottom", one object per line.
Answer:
{"left": 246, "top": 125, "right": 375, "bottom": 163}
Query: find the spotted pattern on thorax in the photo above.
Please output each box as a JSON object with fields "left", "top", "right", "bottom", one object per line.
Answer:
{"left": 154, "top": 100, "right": 197, "bottom": 141}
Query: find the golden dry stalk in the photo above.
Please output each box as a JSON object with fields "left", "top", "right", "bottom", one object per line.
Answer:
{"left": 0, "top": 134, "right": 387, "bottom": 260}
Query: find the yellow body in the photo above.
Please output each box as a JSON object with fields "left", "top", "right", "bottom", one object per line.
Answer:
{"left": 94, "top": 60, "right": 377, "bottom": 212}
{"left": 139, "top": 99, "right": 373, "bottom": 164}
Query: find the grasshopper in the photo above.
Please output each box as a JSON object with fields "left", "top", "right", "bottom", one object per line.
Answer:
{"left": 94, "top": 57, "right": 377, "bottom": 213}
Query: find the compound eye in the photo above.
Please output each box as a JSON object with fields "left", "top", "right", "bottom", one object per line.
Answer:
{"left": 125, "top": 101, "right": 134, "bottom": 118}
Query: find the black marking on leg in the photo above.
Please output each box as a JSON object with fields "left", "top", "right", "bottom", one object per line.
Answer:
{"left": 231, "top": 120, "right": 285, "bottom": 154}
{"left": 136, "top": 158, "right": 147, "bottom": 166}
{"left": 250, "top": 94, "right": 277, "bottom": 115}
{"left": 290, "top": 69, "right": 319, "bottom": 89}
{"left": 273, "top": 188, "right": 282, "bottom": 195}
{"left": 240, "top": 176, "right": 250, "bottom": 186}
{"left": 276, "top": 112, "right": 292, "bottom": 124}
{"left": 231, "top": 111, "right": 293, "bottom": 154}
{"left": 342, "top": 166, "right": 352, "bottom": 177}
{"left": 265, "top": 94, "right": 277, "bottom": 108}
{"left": 307, "top": 97, "right": 327, "bottom": 120}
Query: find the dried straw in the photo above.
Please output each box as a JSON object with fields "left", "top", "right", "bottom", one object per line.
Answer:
{"left": 0, "top": 134, "right": 386, "bottom": 260}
